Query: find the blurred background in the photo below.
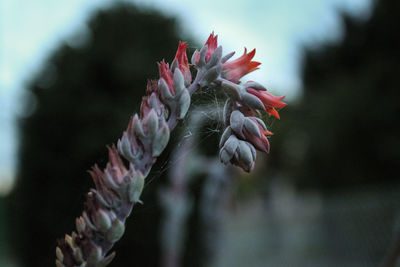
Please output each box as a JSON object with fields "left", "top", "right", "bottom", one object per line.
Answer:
{"left": 1, "top": 0, "right": 399, "bottom": 266}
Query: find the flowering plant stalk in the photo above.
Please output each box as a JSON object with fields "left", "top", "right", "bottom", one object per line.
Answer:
{"left": 56, "top": 32, "right": 286, "bottom": 266}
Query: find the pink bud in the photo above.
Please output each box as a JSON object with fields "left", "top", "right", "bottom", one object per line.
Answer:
{"left": 195, "top": 32, "right": 218, "bottom": 64}
{"left": 243, "top": 118, "right": 273, "bottom": 153}
{"left": 174, "top": 41, "right": 192, "bottom": 84}
{"left": 158, "top": 60, "right": 174, "bottom": 95}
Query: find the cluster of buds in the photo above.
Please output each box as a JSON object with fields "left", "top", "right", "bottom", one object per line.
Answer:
{"left": 56, "top": 32, "right": 286, "bottom": 266}
{"left": 193, "top": 33, "right": 288, "bottom": 172}
{"left": 56, "top": 147, "right": 144, "bottom": 266}
{"left": 56, "top": 36, "right": 196, "bottom": 267}
{"left": 117, "top": 80, "right": 170, "bottom": 176}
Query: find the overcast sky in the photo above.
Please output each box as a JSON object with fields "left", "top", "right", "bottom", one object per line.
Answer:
{"left": 0, "top": 0, "right": 372, "bottom": 194}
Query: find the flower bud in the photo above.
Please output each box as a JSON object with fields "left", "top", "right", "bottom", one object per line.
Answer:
{"left": 219, "top": 135, "right": 256, "bottom": 172}
{"left": 244, "top": 81, "right": 267, "bottom": 91}
{"left": 106, "top": 219, "right": 125, "bottom": 243}
{"left": 230, "top": 110, "right": 245, "bottom": 138}
{"left": 82, "top": 211, "right": 97, "bottom": 231}
{"left": 197, "top": 45, "right": 208, "bottom": 67}
{"left": 219, "top": 126, "right": 232, "bottom": 148}
{"left": 152, "top": 122, "right": 170, "bottom": 157}
{"left": 237, "top": 140, "right": 254, "bottom": 167}
{"left": 173, "top": 68, "right": 185, "bottom": 96}
{"left": 191, "top": 49, "right": 199, "bottom": 65}
{"left": 244, "top": 117, "right": 261, "bottom": 138}
{"left": 245, "top": 87, "right": 287, "bottom": 119}
{"left": 145, "top": 109, "right": 159, "bottom": 137}
{"left": 240, "top": 90, "right": 266, "bottom": 111}
{"left": 194, "top": 32, "right": 218, "bottom": 66}
{"left": 172, "top": 41, "right": 192, "bottom": 85}
{"left": 65, "top": 234, "right": 75, "bottom": 248}
{"left": 88, "top": 247, "right": 102, "bottom": 263}
{"left": 206, "top": 46, "right": 222, "bottom": 69}
{"left": 243, "top": 117, "right": 273, "bottom": 153}
{"left": 76, "top": 217, "right": 86, "bottom": 234}
{"left": 96, "top": 209, "right": 112, "bottom": 232}
{"left": 159, "top": 78, "right": 173, "bottom": 100}
{"left": 219, "top": 135, "right": 239, "bottom": 164}
{"left": 131, "top": 114, "right": 144, "bottom": 138}
{"left": 158, "top": 60, "right": 174, "bottom": 94}
{"left": 118, "top": 132, "right": 139, "bottom": 163}
{"left": 177, "top": 89, "right": 190, "bottom": 119}
{"left": 103, "top": 169, "right": 120, "bottom": 190}
{"left": 56, "top": 247, "right": 64, "bottom": 262}
{"left": 128, "top": 170, "right": 144, "bottom": 203}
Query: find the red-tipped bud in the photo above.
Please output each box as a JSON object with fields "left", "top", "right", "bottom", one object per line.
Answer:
{"left": 158, "top": 60, "right": 174, "bottom": 95}
{"left": 195, "top": 32, "right": 218, "bottom": 64}
{"left": 243, "top": 118, "right": 273, "bottom": 153}
{"left": 173, "top": 41, "right": 192, "bottom": 84}
{"left": 245, "top": 88, "right": 287, "bottom": 119}
{"left": 222, "top": 48, "right": 261, "bottom": 83}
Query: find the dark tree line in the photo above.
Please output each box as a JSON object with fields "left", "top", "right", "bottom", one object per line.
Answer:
{"left": 270, "top": 0, "right": 400, "bottom": 191}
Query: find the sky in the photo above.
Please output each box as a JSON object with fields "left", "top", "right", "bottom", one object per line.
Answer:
{"left": 0, "top": 0, "right": 372, "bottom": 195}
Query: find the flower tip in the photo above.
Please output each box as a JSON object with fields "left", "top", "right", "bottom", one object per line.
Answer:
{"left": 251, "top": 61, "right": 262, "bottom": 68}
{"left": 263, "top": 137, "right": 271, "bottom": 153}
{"left": 207, "top": 32, "right": 217, "bottom": 41}
{"left": 178, "top": 41, "right": 187, "bottom": 49}
{"left": 259, "top": 139, "right": 270, "bottom": 153}
{"left": 275, "top": 98, "right": 288, "bottom": 109}
{"left": 266, "top": 107, "right": 280, "bottom": 119}
{"left": 158, "top": 59, "right": 168, "bottom": 69}
{"left": 248, "top": 48, "right": 256, "bottom": 58}
{"left": 264, "top": 129, "right": 274, "bottom": 136}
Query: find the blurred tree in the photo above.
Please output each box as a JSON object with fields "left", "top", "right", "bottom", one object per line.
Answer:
{"left": 6, "top": 3, "right": 194, "bottom": 266}
{"left": 272, "top": 0, "right": 400, "bottom": 191}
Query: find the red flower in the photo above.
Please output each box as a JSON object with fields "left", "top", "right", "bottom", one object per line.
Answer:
{"left": 195, "top": 32, "right": 218, "bottom": 64}
{"left": 158, "top": 60, "right": 174, "bottom": 94}
{"left": 246, "top": 88, "right": 287, "bottom": 119}
{"left": 223, "top": 48, "right": 261, "bottom": 83}
{"left": 243, "top": 118, "right": 273, "bottom": 153}
{"left": 174, "top": 41, "right": 191, "bottom": 84}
